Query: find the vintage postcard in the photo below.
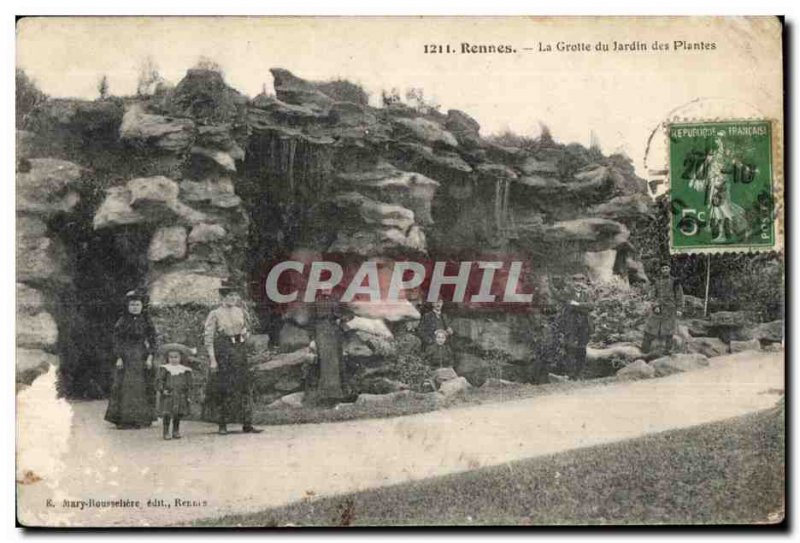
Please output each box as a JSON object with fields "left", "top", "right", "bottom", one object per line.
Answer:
{"left": 15, "top": 16, "right": 785, "bottom": 527}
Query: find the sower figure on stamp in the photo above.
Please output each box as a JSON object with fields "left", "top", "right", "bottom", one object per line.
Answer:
{"left": 204, "top": 279, "right": 262, "bottom": 435}
{"left": 642, "top": 265, "right": 685, "bottom": 356}
{"left": 311, "top": 288, "right": 353, "bottom": 403}
{"left": 689, "top": 138, "right": 749, "bottom": 243}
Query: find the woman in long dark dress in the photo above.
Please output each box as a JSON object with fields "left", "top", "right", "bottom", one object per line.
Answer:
{"left": 104, "top": 289, "right": 157, "bottom": 428}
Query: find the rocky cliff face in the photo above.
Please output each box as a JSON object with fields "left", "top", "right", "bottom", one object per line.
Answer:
{"left": 17, "top": 67, "right": 653, "bottom": 398}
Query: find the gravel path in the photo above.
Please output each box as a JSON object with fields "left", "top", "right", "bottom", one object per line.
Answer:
{"left": 17, "top": 350, "right": 784, "bottom": 527}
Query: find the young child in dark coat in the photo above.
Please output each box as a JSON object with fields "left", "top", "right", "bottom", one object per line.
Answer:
{"left": 156, "top": 343, "right": 195, "bottom": 440}
{"left": 424, "top": 329, "right": 455, "bottom": 369}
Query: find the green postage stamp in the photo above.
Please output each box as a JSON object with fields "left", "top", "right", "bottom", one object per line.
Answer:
{"left": 668, "top": 120, "right": 778, "bottom": 253}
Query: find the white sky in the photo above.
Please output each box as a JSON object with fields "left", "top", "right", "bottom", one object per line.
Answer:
{"left": 16, "top": 16, "right": 782, "bottom": 178}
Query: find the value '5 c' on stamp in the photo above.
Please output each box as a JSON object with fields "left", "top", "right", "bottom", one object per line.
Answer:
{"left": 668, "top": 120, "right": 775, "bottom": 253}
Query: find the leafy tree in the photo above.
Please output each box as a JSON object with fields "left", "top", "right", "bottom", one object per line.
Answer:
{"left": 136, "top": 55, "right": 163, "bottom": 96}
{"left": 16, "top": 68, "right": 46, "bottom": 126}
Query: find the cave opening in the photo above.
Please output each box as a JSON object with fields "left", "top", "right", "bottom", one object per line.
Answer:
{"left": 51, "top": 201, "right": 151, "bottom": 399}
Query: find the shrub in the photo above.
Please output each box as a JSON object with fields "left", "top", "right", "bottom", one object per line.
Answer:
{"left": 385, "top": 352, "right": 431, "bottom": 392}
{"left": 553, "top": 275, "right": 649, "bottom": 346}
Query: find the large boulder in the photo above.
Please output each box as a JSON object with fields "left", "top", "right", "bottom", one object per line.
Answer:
{"left": 337, "top": 164, "right": 439, "bottom": 225}
{"left": 119, "top": 103, "right": 195, "bottom": 153}
{"left": 616, "top": 359, "right": 656, "bottom": 381}
{"left": 586, "top": 342, "right": 643, "bottom": 363}
{"left": 730, "top": 339, "right": 761, "bottom": 354}
{"left": 329, "top": 226, "right": 427, "bottom": 257}
{"left": 147, "top": 226, "right": 187, "bottom": 262}
{"left": 392, "top": 117, "right": 458, "bottom": 148}
{"left": 270, "top": 68, "right": 334, "bottom": 112}
{"left": 180, "top": 177, "right": 240, "bottom": 208}
{"left": 518, "top": 157, "right": 558, "bottom": 176}
{"left": 17, "top": 158, "right": 84, "bottom": 216}
{"left": 148, "top": 272, "right": 222, "bottom": 307}
{"left": 586, "top": 342, "right": 643, "bottom": 378}
{"left": 444, "top": 109, "right": 481, "bottom": 146}
{"left": 253, "top": 346, "right": 315, "bottom": 370}
{"left": 249, "top": 94, "right": 323, "bottom": 123}
{"left": 194, "top": 125, "right": 245, "bottom": 159}
{"left": 92, "top": 186, "right": 145, "bottom": 229}
{"left": 541, "top": 218, "right": 630, "bottom": 252}
{"left": 748, "top": 320, "right": 783, "bottom": 344}
{"left": 391, "top": 142, "right": 473, "bottom": 174}
{"left": 188, "top": 223, "right": 227, "bottom": 245}
{"left": 706, "top": 311, "right": 753, "bottom": 340}
{"left": 589, "top": 193, "right": 653, "bottom": 220}
{"left": 17, "top": 218, "right": 70, "bottom": 286}
{"left": 17, "top": 311, "right": 58, "bottom": 350}
{"left": 433, "top": 366, "right": 458, "bottom": 386}
{"left": 342, "top": 316, "right": 393, "bottom": 339}
{"left": 346, "top": 300, "right": 420, "bottom": 323}
{"left": 94, "top": 177, "right": 208, "bottom": 229}
{"left": 649, "top": 353, "right": 709, "bottom": 377}
{"left": 253, "top": 348, "right": 314, "bottom": 394}
{"left": 166, "top": 68, "right": 247, "bottom": 124}
{"left": 343, "top": 334, "right": 373, "bottom": 359}
{"left": 685, "top": 336, "right": 728, "bottom": 358}
{"left": 684, "top": 318, "right": 712, "bottom": 338}
{"left": 333, "top": 192, "right": 416, "bottom": 231}
{"left": 328, "top": 101, "right": 378, "bottom": 127}
{"left": 476, "top": 162, "right": 519, "bottom": 180}
{"left": 439, "top": 376, "right": 470, "bottom": 397}
{"left": 190, "top": 146, "right": 237, "bottom": 173}
{"left": 128, "top": 175, "right": 180, "bottom": 208}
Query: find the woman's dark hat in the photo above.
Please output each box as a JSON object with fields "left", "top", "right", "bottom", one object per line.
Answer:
{"left": 125, "top": 288, "right": 148, "bottom": 303}
{"left": 218, "top": 278, "right": 242, "bottom": 296}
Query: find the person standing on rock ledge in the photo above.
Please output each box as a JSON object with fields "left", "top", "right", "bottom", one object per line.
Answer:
{"left": 311, "top": 288, "right": 353, "bottom": 404}
{"left": 559, "top": 299, "right": 593, "bottom": 380}
{"left": 417, "top": 300, "right": 453, "bottom": 348}
{"left": 642, "top": 265, "right": 684, "bottom": 356}
{"left": 204, "top": 280, "right": 262, "bottom": 435}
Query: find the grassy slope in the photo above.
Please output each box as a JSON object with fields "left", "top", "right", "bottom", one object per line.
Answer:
{"left": 196, "top": 403, "right": 785, "bottom": 526}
